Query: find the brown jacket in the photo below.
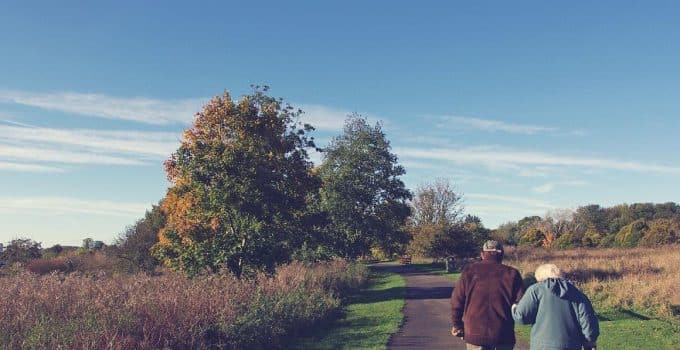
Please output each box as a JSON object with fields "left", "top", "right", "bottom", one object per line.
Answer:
{"left": 451, "top": 259, "right": 525, "bottom": 346}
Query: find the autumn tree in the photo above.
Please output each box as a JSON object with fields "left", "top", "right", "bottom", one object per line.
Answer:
{"left": 153, "top": 87, "right": 319, "bottom": 276}
{"left": 319, "top": 115, "right": 411, "bottom": 258}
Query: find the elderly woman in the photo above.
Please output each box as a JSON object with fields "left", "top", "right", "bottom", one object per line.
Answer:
{"left": 511, "top": 264, "right": 599, "bottom": 350}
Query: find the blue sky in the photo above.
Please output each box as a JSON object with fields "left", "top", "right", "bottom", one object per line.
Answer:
{"left": 1, "top": 1, "right": 679, "bottom": 246}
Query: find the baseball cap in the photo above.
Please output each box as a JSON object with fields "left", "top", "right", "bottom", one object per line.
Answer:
{"left": 482, "top": 240, "right": 503, "bottom": 252}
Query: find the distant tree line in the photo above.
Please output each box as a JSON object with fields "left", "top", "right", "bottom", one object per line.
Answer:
{"left": 491, "top": 202, "right": 680, "bottom": 248}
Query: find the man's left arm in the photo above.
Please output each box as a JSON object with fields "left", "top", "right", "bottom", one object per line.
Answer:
{"left": 450, "top": 272, "right": 466, "bottom": 334}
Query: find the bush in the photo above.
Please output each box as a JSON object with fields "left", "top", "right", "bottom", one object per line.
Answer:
{"left": 25, "top": 258, "right": 69, "bottom": 274}
{"left": 615, "top": 219, "right": 648, "bottom": 247}
{"left": 1, "top": 238, "right": 41, "bottom": 265}
{"left": 581, "top": 229, "right": 603, "bottom": 247}
{"left": 0, "top": 260, "right": 366, "bottom": 349}
{"left": 640, "top": 218, "right": 680, "bottom": 246}
{"left": 553, "top": 232, "right": 576, "bottom": 249}
{"left": 519, "top": 227, "right": 545, "bottom": 247}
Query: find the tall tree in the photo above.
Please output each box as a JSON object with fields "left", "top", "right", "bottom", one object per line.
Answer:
{"left": 319, "top": 115, "right": 411, "bottom": 258}
{"left": 153, "top": 87, "right": 319, "bottom": 276}
{"left": 407, "top": 178, "right": 472, "bottom": 259}
{"left": 411, "top": 178, "right": 463, "bottom": 227}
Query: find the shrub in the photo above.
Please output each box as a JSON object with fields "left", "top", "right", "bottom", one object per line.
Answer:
{"left": 640, "top": 218, "right": 680, "bottom": 246}
{"left": 615, "top": 219, "right": 648, "bottom": 247}
{"left": 581, "top": 229, "right": 603, "bottom": 247}
{"left": 1, "top": 238, "right": 41, "bottom": 265}
{"left": 553, "top": 232, "right": 576, "bottom": 249}
{"left": 519, "top": 227, "right": 545, "bottom": 247}
{"left": 25, "top": 258, "right": 69, "bottom": 274}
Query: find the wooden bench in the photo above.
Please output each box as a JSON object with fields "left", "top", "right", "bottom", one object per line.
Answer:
{"left": 399, "top": 255, "right": 412, "bottom": 265}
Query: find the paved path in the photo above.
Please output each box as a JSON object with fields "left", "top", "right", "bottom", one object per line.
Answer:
{"left": 380, "top": 264, "right": 529, "bottom": 350}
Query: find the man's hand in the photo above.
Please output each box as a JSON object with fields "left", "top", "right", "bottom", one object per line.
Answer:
{"left": 583, "top": 341, "right": 596, "bottom": 349}
{"left": 451, "top": 327, "right": 463, "bottom": 337}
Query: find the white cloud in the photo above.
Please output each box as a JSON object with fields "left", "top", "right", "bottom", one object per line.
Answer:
{"left": 467, "top": 193, "right": 556, "bottom": 210}
{"left": 0, "top": 125, "right": 179, "bottom": 157}
{"left": 0, "top": 144, "right": 145, "bottom": 165}
{"left": 0, "top": 161, "right": 64, "bottom": 173}
{"left": 299, "top": 104, "right": 349, "bottom": 131}
{"left": 0, "top": 123, "right": 182, "bottom": 171}
{"left": 299, "top": 104, "right": 387, "bottom": 132}
{"left": 436, "top": 115, "right": 557, "bottom": 134}
{"left": 395, "top": 146, "right": 680, "bottom": 174}
{"left": 0, "top": 89, "right": 205, "bottom": 125}
{"left": 0, "top": 197, "right": 150, "bottom": 217}
{"left": 401, "top": 160, "right": 440, "bottom": 170}
{"left": 532, "top": 180, "right": 588, "bottom": 194}
{"left": 532, "top": 183, "right": 555, "bottom": 194}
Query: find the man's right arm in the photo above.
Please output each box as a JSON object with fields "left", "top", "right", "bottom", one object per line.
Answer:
{"left": 511, "top": 268, "right": 526, "bottom": 304}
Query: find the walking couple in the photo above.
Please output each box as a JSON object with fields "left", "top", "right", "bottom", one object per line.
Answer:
{"left": 450, "top": 240, "right": 600, "bottom": 350}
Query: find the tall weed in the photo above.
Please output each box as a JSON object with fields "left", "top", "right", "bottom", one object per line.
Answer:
{"left": 0, "top": 260, "right": 367, "bottom": 349}
{"left": 505, "top": 245, "right": 680, "bottom": 317}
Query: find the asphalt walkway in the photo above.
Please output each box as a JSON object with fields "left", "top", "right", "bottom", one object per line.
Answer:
{"left": 380, "top": 264, "right": 529, "bottom": 350}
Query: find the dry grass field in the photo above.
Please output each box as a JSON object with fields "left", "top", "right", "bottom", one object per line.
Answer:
{"left": 0, "top": 260, "right": 366, "bottom": 349}
{"left": 505, "top": 245, "right": 680, "bottom": 317}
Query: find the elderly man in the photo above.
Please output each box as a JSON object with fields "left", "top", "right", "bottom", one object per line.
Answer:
{"left": 511, "top": 264, "right": 600, "bottom": 350}
{"left": 451, "top": 240, "right": 525, "bottom": 350}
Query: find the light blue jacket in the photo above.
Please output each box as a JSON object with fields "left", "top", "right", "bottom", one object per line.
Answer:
{"left": 512, "top": 278, "right": 599, "bottom": 350}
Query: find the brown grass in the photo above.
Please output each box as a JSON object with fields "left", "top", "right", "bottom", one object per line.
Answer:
{"left": 504, "top": 245, "right": 680, "bottom": 317}
{"left": 0, "top": 260, "right": 367, "bottom": 349}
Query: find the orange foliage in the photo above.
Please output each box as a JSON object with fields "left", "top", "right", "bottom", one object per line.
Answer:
{"left": 157, "top": 189, "right": 203, "bottom": 246}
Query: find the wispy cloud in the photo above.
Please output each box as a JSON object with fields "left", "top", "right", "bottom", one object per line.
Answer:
{"left": 0, "top": 124, "right": 178, "bottom": 157}
{"left": 395, "top": 146, "right": 680, "bottom": 174}
{"left": 436, "top": 115, "right": 557, "bottom": 134}
{"left": 0, "top": 89, "right": 385, "bottom": 131}
{"left": 532, "top": 183, "right": 556, "bottom": 194}
{"left": 0, "top": 161, "right": 64, "bottom": 173}
{"left": 0, "top": 197, "right": 150, "bottom": 216}
{"left": 0, "top": 144, "right": 145, "bottom": 165}
{"left": 299, "top": 104, "right": 387, "bottom": 132}
{"left": 0, "top": 123, "right": 181, "bottom": 171}
{"left": 299, "top": 104, "right": 349, "bottom": 131}
{"left": 532, "top": 180, "right": 588, "bottom": 194}
{"left": 467, "top": 193, "right": 556, "bottom": 210}
{"left": 0, "top": 89, "right": 204, "bottom": 125}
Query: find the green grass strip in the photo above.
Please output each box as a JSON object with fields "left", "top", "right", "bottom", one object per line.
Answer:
{"left": 516, "top": 312, "right": 679, "bottom": 349}
{"left": 289, "top": 267, "right": 406, "bottom": 350}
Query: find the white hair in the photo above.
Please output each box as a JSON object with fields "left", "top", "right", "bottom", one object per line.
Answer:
{"left": 534, "top": 264, "right": 563, "bottom": 282}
